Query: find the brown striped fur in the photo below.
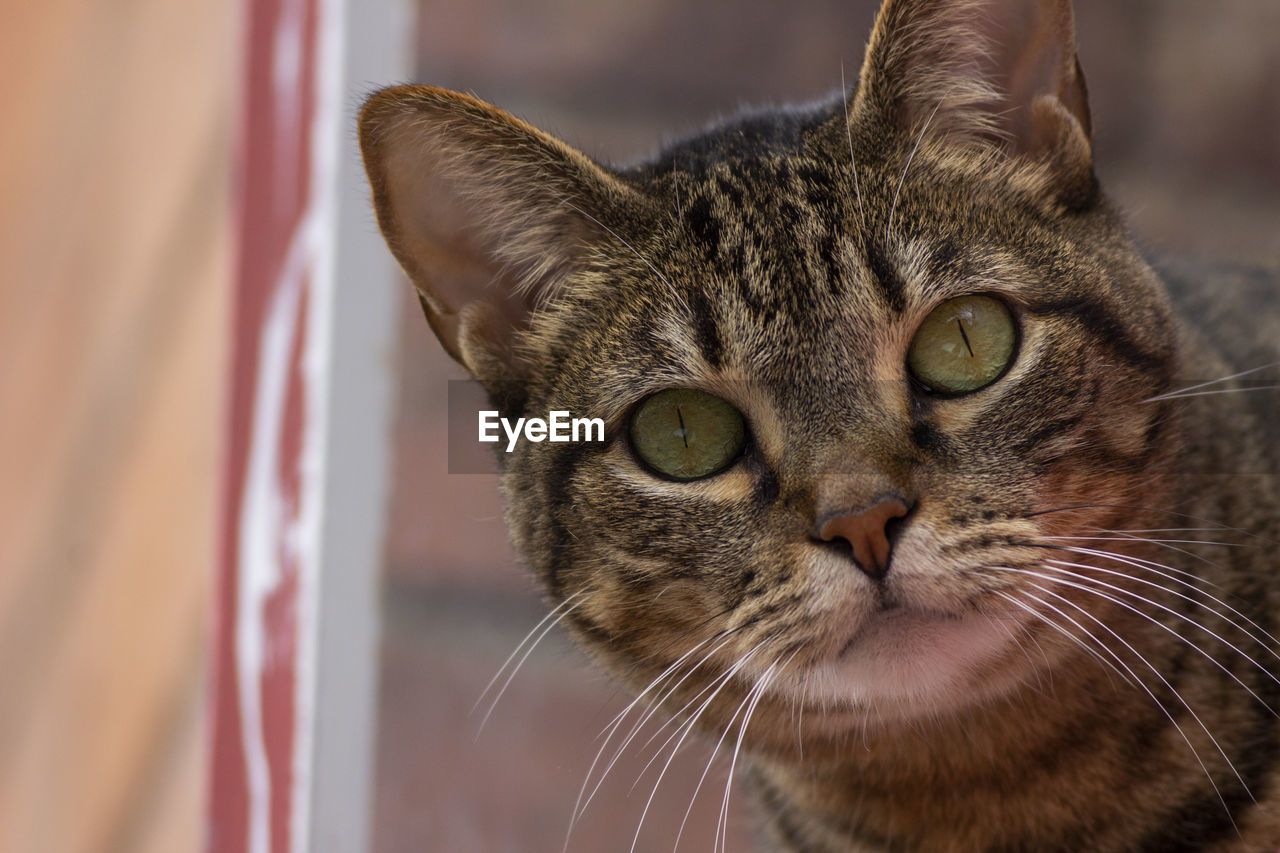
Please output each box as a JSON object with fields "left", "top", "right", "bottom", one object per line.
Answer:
{"left": 359, "top": 0, "right": 1280, "bottom": 849}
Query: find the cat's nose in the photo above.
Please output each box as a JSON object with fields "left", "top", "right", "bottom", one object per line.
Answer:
{"left": 818, "top": 497, "right": 911, "bottom": 580}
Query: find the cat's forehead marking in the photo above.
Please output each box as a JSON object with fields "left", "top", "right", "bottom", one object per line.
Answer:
{"left": 883, "top": 235, "right": 942, "bottom": 306}
{"left": 650, "top": 313, "right": 703, "bottom": 365}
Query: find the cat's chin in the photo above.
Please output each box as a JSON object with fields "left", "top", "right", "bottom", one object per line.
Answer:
{"left": 788, "top": 604, "right": 1030, "bottom": 723}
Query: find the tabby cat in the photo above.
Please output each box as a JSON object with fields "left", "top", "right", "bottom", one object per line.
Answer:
{"left": 359, "top": 0, "right": 1280, "bottom": 849}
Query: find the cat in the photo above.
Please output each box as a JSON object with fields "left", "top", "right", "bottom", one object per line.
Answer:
{"left": 359, "top": 0, "right": 1280, "bottom": 849}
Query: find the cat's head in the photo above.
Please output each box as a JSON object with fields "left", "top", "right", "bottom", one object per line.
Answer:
{"left": 360, "top": 0, "right": 1179, "bottom": 734}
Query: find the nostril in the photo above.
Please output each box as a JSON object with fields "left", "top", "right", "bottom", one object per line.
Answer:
{"left": 816, "top": 497, "right": 911, "bottom": 579}
{"left": 884, "top": 510, "right": 909, "bottom": 547}
{"left": 811, "top": 534, "right": 853, "bottom": 558}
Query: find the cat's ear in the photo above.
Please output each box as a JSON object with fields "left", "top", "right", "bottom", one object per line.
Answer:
{"left": 359, "top": 85, "right": 639, "bottom": 384}
{"left": 855, "top": 0, "right": 1094, "bottom": 206}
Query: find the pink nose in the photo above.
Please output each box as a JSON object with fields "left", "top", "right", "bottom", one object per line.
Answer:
{"left": 819, "top": 498, "right": 910, "bottom": 579}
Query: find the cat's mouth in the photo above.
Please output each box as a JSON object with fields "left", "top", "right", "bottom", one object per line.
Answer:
{"left": 834, "top": 603, "right": 964, "bottom": 658}
{"left": 783, "top": 593, "right": 1029, "bottom": 720}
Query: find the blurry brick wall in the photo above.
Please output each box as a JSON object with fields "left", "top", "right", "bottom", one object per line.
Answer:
{"left": 377, "top": 2, "right": 1278, "bottom": 851}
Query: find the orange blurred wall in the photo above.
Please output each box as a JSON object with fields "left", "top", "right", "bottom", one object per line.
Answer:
{"left": 0, "top": 2, "right": 236, "bottom": 851}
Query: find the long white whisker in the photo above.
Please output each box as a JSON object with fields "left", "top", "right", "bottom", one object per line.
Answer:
{"left": 628, "top": 642, "right": 765, "bottom": 853}
{"left": 1040, "top": 535, "right": 1240, "bottom": 548}
{"left": 1095, "top": 527, "right": 1247, "bottom": 534}
{"left": 1143, "top": 362, "right": 1279, "bottom": 403}
{"left": 1009, "top": 564, "right": 1278, "bottom": 711}
{"left": 994, "top": 589, "right": 1134, "bottom": 687}
{"left": 475, "top": 592, "right": 586, "bottom": 735}
{"left": 625, "top": 637, "right": 748, "bottom": 791}
{"left": 794, "top": 660, "right": 809, "bottom": 764}
{"left": 671, "top": 642, "right": 784, "bottom": 851}
{"left": 1144, "top": 386, "right": 1280, "bottom": 402}
{"left": 1040, "top": 533, "right": 1236, "bottom": 576}
{"left": 1024, "top": 505, "right": 1257, "bottom": 540}
{"left": 474, "top": 593, "right": 582, "bottom": 715}
{"left": 717, "top": 658, "right": 784, "bottom": 853}
{"left": 568, "top": 632, "right": 733, "bottom": 843}
{"left": 1026, "top": 581, "right": 1247, "bottom": 822}
{"left": 1036, "top": 538, "right": 1224, "bottom": 589}
{"left": 1017, "top": 585, "right": 1234, "bottom": 818}
{"left": 562, "top": 200, "right": 692, "bottom": 318}
{"left": 1047, "top": 544, "right": 1280, "bottom": 654}
{"left": 840, "top": 62, "right": 866, "bottom": 231}
{"left": 886, "top": 89, "right": 948, "bottom": 241}
{"left": 1043, "top": 555, "right": 1280, "bottom": 667}
{"left": 986, "top": 604, "right": 1058, "bottom": 694}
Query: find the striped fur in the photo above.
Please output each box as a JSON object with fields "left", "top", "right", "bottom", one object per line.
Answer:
{"left": 360, "top": 0, "right": 1280, "bottom": 849}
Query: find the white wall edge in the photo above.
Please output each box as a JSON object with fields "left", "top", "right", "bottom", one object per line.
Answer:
{"left": 297, "top": 0, "right": 411, "bottom": 850}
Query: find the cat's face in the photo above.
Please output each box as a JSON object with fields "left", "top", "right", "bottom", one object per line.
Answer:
{"left": 494, "top": 137, "right": 1178, "bottom": 734}
{"left": 361, "top": 0, "right": 1179, "bottom": 740}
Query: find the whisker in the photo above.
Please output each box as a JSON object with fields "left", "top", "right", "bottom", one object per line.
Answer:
{"left": 717, "top": 659, "right": 782, "bottom": 853}
{"left": 1038, "top": 533, "right": 1235, "bottom": 577}
{"left": 1027, "top": 539, "right": 1225, "bottom": 588}
{"left": 1009, "top": 564, "right": 1278, "bottom": 711}
{"left": 562, "top": 200, "right": 693, "bottom": 318}
{"left": 1022, "top": 505, "right": 1258, "bottom": 543}
{"left": 628, "top": 667, "right": 738, "bottom": 853}
{"left": 627, "top": 638, "right": 749, "bottom": 790}
{"left": 840, "top": 62, "right": 867, "bottom": 231}
{"left": 1035, "top": 543, "right": 1280, "bottom": 655}
{"left": 1026, "top": 580, "right": 1249, "bottom": 822}
{"left": 672, "top": 641, "right": 785, "bottom": 851}
{"left": 701, "top": 671, "right": 766, "bottom": 853}
{"left": 1013, "top": 581, "right": 1233, "bottom": 819}
{"left": 628, "top": 641, "right": 767, "bottom": 853}
{"left": 985, "top": 605, "right": 1058, "bottom": 694}
{"left": 994, "top": 589, "right": 1134, "bottom": 688}
{"left": 1059, "top": 551, "right": 1280, "bottom": 652}
{"left": 474, "top": 592, "right": 586, "bottom": 735}
{"left": 1145, "top": 385, "right": 1280, "bottom": 402}
{"left": 1039, "top": 534, "right": 1240, "bottom": 548}
{"left": 795, "top": 673, "right": 807, "bottom": 763}
{"left": 1099, "top": 527, "right": 1251, "bottom": 534}
{"left": 569, "top": 632, "right": 734, "bottom": 841}
{"left": 1142, "top": 362, "right": 1279, "bottom": 403}
{"left": 886, "top": 89, "right": 948, "bottom": 241}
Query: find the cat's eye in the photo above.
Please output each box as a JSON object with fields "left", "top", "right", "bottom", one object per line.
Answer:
{"left": 907, "top": 294, "right": 1017, "bottom": 395}
{"left": 629, "top": 389, "right": 747, "bottom": 480}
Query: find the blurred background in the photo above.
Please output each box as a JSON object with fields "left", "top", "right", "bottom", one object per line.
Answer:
{"left": 1, "top": 1, "right": 1276, "bottom": 852}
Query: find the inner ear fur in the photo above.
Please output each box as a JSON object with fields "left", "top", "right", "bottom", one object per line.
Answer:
{"left": 853, "top": 0, "right": 1095, "bottom": 206}
{"left": 358, "top": 85, "right": 643, "bottom": 383}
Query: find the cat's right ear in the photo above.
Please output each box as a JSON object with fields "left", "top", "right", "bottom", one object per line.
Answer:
{"left": 359, "top": 85, "right": 639, "bottom": 385}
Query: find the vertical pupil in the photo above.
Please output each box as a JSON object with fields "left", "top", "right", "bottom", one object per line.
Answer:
{"left": 675, "top": 406, "right": 689, "bottom": 447}
{"left": 956, "top": 317, "right": 975, "bottom": 357}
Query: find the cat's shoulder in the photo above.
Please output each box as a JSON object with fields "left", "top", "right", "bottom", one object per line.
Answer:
{"left": 1152, "top": 254, "right": 1280, "bottom": 353}
{"left": 1152, "top": 253, "right": 1280, "bottom": 423}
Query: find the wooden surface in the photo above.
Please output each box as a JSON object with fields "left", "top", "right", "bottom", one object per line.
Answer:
{"left": 0, "top": 2, "right": 235, "bottom": 851}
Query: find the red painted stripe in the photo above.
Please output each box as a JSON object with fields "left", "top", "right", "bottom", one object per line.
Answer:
{"left": 208, "top": 0, "right": 321, "bottom": 850}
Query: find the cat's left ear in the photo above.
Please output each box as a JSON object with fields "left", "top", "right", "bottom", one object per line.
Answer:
{"left": 359, "top": 85, "right": 645, "bottom": 387}
{"left": 854, "top": 0, "right": 1095, "bottom": 207}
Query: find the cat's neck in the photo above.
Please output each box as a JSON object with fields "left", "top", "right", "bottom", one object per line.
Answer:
{"left": 748, "top": 652, "right": 1177, "bottom": 849}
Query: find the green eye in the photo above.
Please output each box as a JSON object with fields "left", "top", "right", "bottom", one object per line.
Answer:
{"left": 907, "top": 294, "right": 1017, "bottom": 395}
{"left": 629, "top": 389, "right": 747, "bottom": 480}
